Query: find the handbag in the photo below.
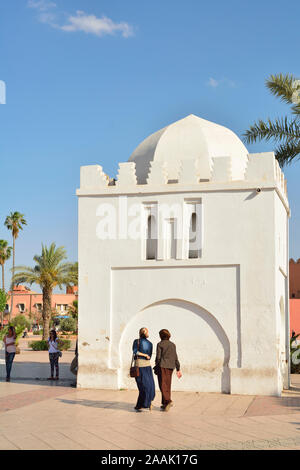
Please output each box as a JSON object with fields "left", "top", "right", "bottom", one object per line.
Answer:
{"left": 130, "top": 339, "right": 140, "bottom": 378}
{"left": 153, "top": 364, "right": 160, "bottom": 375}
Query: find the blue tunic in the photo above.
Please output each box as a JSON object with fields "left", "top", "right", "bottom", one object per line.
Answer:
{"left": 132, "top": 338, "right": 155, "bottom": 409}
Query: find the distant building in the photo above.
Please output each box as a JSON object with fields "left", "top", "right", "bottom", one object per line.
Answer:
{"left": 289, "top": 259, "right": 300, "bottom": 335}
{"left": 289, "top": 259, "right": 300, "bottom": 298}
{"left": 3, "top": 285, "right": 78, "bottom": 324}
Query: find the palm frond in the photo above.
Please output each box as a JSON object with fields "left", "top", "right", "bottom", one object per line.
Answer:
{"left": 274, "top": 140, "right": 300, "bottom": 167}
{"left": 243, "top": 117, "right": 300, "bottom": 144}
{"left": 266, "top": 73, "right": 298, "bottom": 106}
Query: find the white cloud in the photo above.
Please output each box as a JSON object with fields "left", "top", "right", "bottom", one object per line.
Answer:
{"left": 207, "top": 77, "right": 236, "bottom": 88}
{"left": 59, "top": 11, "right": 134, "bottom": 38}
{"left": 27, "top": 4, "right": 134, "bottom": 39}
{"left": 208, "top": 78, "right": 219, "bottom": 88}
{"left": 27, "top": 0, "right": 56, "bottom": 11}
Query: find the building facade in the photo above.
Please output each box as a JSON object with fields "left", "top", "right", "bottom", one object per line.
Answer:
{"left": 3, "top": 285, "right": 78, "bottom": 324}
{"left": 77, "top": 114, "right": 290, "bottom": 396}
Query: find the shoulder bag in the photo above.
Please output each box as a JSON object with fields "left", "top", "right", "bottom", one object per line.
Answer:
{"left": 130, "top": 339, "right": 140, "bottom": 378}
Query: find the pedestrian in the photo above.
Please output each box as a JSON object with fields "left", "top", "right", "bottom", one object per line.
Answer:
{"left": 155, "top": 329, "right": 182, "bottom": 412}
{"left": 47, "top": 329, "right": 61, "bottom": 381}
{"left": 4, "top": 326, "right": 17, "bottom": 382}
{"left": 70, "top": 339, "right": 78, "bottom": 387}
{"left": 132, "top": 327, "right": 155, "bottom": 412}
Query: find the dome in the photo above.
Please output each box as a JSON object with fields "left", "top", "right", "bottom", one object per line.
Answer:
{"left": 128, "top": 114, "right": 248, "bottom": 183}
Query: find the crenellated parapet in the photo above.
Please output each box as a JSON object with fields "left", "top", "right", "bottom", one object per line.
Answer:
{"left": 178, "top": 160, "right": 199, "bottom": 184}
{"left": 116, "top": 162, "right": 137, "bottom": 187}
{"left": 244, "top": 152, "right": 287, "bottom": 197}
{"left": 211, "top": 157, "right": 232, "bottom": 182}
{"left": 78, "top": 152, "right": 288, "bottom": 205}
{"left": 80, "top": 165, "right": 109, "bottom": 189}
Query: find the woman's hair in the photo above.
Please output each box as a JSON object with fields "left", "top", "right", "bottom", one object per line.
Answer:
{"left": 49, "top": 329, "right": 57, "bottom": 341}
{"left": 8, "top": 326, "right": 16, "bottom": 338}
{"left": 139, "top": 327, "right": 148, "bottom": 339}
{"left": 159, "top": 329, "right": 171, "bottom": 340}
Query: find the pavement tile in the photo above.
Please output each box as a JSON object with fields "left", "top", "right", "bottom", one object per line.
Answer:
{"left": 86, "top": 425, "right": 154, "bottom": 450}
{"left": 32, "top": 430, "right": 88, "bottom": 450}
{"left": 0, "top": 434, "right": 20, "bottom": 450}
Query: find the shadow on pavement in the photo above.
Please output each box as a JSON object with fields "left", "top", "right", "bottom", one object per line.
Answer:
{"left": 58, "top": 397, "right": 153, "bottom": 413}
{"left": 0, "top": 377, "right": 76, "bottom": 387}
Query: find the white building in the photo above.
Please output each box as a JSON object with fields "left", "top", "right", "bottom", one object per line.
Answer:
{"left": 77, "top": 114, "right": 290, "bottom": 396}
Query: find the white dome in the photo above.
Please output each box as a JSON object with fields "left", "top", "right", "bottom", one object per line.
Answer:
{"left": 128, "top": 114, "right": 248, "bottom": 183}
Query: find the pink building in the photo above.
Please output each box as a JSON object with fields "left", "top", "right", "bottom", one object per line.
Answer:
{"left": 3, "top": 285, "right": 78, "bottom": 324}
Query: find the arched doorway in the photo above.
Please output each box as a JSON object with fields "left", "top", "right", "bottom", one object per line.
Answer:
{"left": 118, "top": 299, "right": 230, "bottom": 393}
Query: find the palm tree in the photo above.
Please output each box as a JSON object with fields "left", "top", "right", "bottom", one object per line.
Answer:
{"left": 68, "top": 261, "right": 78, "bottom": 286}
{"left": 12, "top": 243, "right": 74, "bottom": 340}
{"left": 243, "top": 73, "right": 300, "bottom": 166}
{"left": 0, "top": 240, "right": 12, "bottom": 290}
{"left": 4, "top": 211, "right": 27, "bottom": 319}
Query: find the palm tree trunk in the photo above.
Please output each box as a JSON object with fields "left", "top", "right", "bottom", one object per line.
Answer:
{"left": 42, "top": 286, "right": 52, "bottom": 340}
{"left": 10, "top": 237, "right": 15, "bottom": 322}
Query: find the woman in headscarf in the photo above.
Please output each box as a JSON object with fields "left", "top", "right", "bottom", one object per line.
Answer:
{"left": 132, "top": 327, "right": 155, "bottom": 412}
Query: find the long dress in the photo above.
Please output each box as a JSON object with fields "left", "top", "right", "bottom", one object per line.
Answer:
{"left": 132, "top": 337, "right": 155, "bottom": 409}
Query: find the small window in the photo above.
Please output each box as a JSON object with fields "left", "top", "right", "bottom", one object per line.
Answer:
{"left": 165, "top": 219, "right": 177, "bottom": 260}
{"left": 189, "top": 212, "right": 199, "bottom": 259}
{"left": 146, "top": 215, "right": 157, "bottom": 259}
{"left": 185, "top": 200, "right": 202, "bottom": 259}
{"left": 18, "top": 303, "right": 25, "bottom": 313}
{"left": 143, "top": 203, "right": 158, "bottom": 260}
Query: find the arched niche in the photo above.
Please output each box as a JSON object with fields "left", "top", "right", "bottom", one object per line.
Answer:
{"left": 118, "top": 298, "right": 231, "bottom": 393}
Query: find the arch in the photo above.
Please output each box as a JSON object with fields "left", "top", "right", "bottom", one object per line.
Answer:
{"left": 119, "top": 298, "right": 231, "bottom": 393}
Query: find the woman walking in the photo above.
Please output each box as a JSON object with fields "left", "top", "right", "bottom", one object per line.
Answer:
{"left": 48, "top": 329, "right": 60, "bottom": 381}
{"left": 155, "top": 329, "right": 182, "bottom": 412}
{"left": 4, "top": 326, "right": 16, "bottom": 382}
{"left": 132, "top": 327, "right": 155, "bottom": 412}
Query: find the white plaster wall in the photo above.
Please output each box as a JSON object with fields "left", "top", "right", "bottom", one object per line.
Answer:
{"left": 78, "top": 187, "right": 285, "bottom": 395}
{"left": 274, "top": 191, "right": 289, "bottom": 390}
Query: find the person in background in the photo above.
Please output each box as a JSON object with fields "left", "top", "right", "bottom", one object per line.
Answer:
{"left": 155, "top": 329, "right": 182, "bottom": 412}
{"left": 4, "top": 326, "right": 17, "bottom": 382}
{"left": 70, "top": 339, "right": 78, "bottom": 387}
{"left": 132, "top": 327, "right": 155, "bottom": 412}
{"left": 47, "top": 329, "right": 60, "bottom": 381}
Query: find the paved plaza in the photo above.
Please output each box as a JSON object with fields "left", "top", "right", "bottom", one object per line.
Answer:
{"left": 2, "top": 337, "right": 300, "bottom": 450}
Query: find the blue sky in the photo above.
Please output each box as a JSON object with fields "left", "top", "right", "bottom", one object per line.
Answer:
{"left": 1, "top": 0, "right": 300, "bottom": 291}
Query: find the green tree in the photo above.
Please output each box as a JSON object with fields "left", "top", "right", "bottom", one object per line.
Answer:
{"left": 0, "top": 289, "right": 7, "bottom": 326}
{"left": 4, "top": 212, "right": 27, "bottom": 320}
{"left": 12, "top": 243, "right": 74, "bottom": 340}
{"left": 60, "top": 316, "right": 77, "bottom": 333}
{"left": 67, "top": 299, "right": 78, "bottom": 320}
{"left": 0, "top": 240, "right": 12, "bottom": 290}
{"left": 11, "top": 314, "right": 31, "bottom": 331}
{"left": 68, "top": 262, "right": 78, "bottom": 286}
{"left": 243, "top": 73, "right": 300, "bottom": 166}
